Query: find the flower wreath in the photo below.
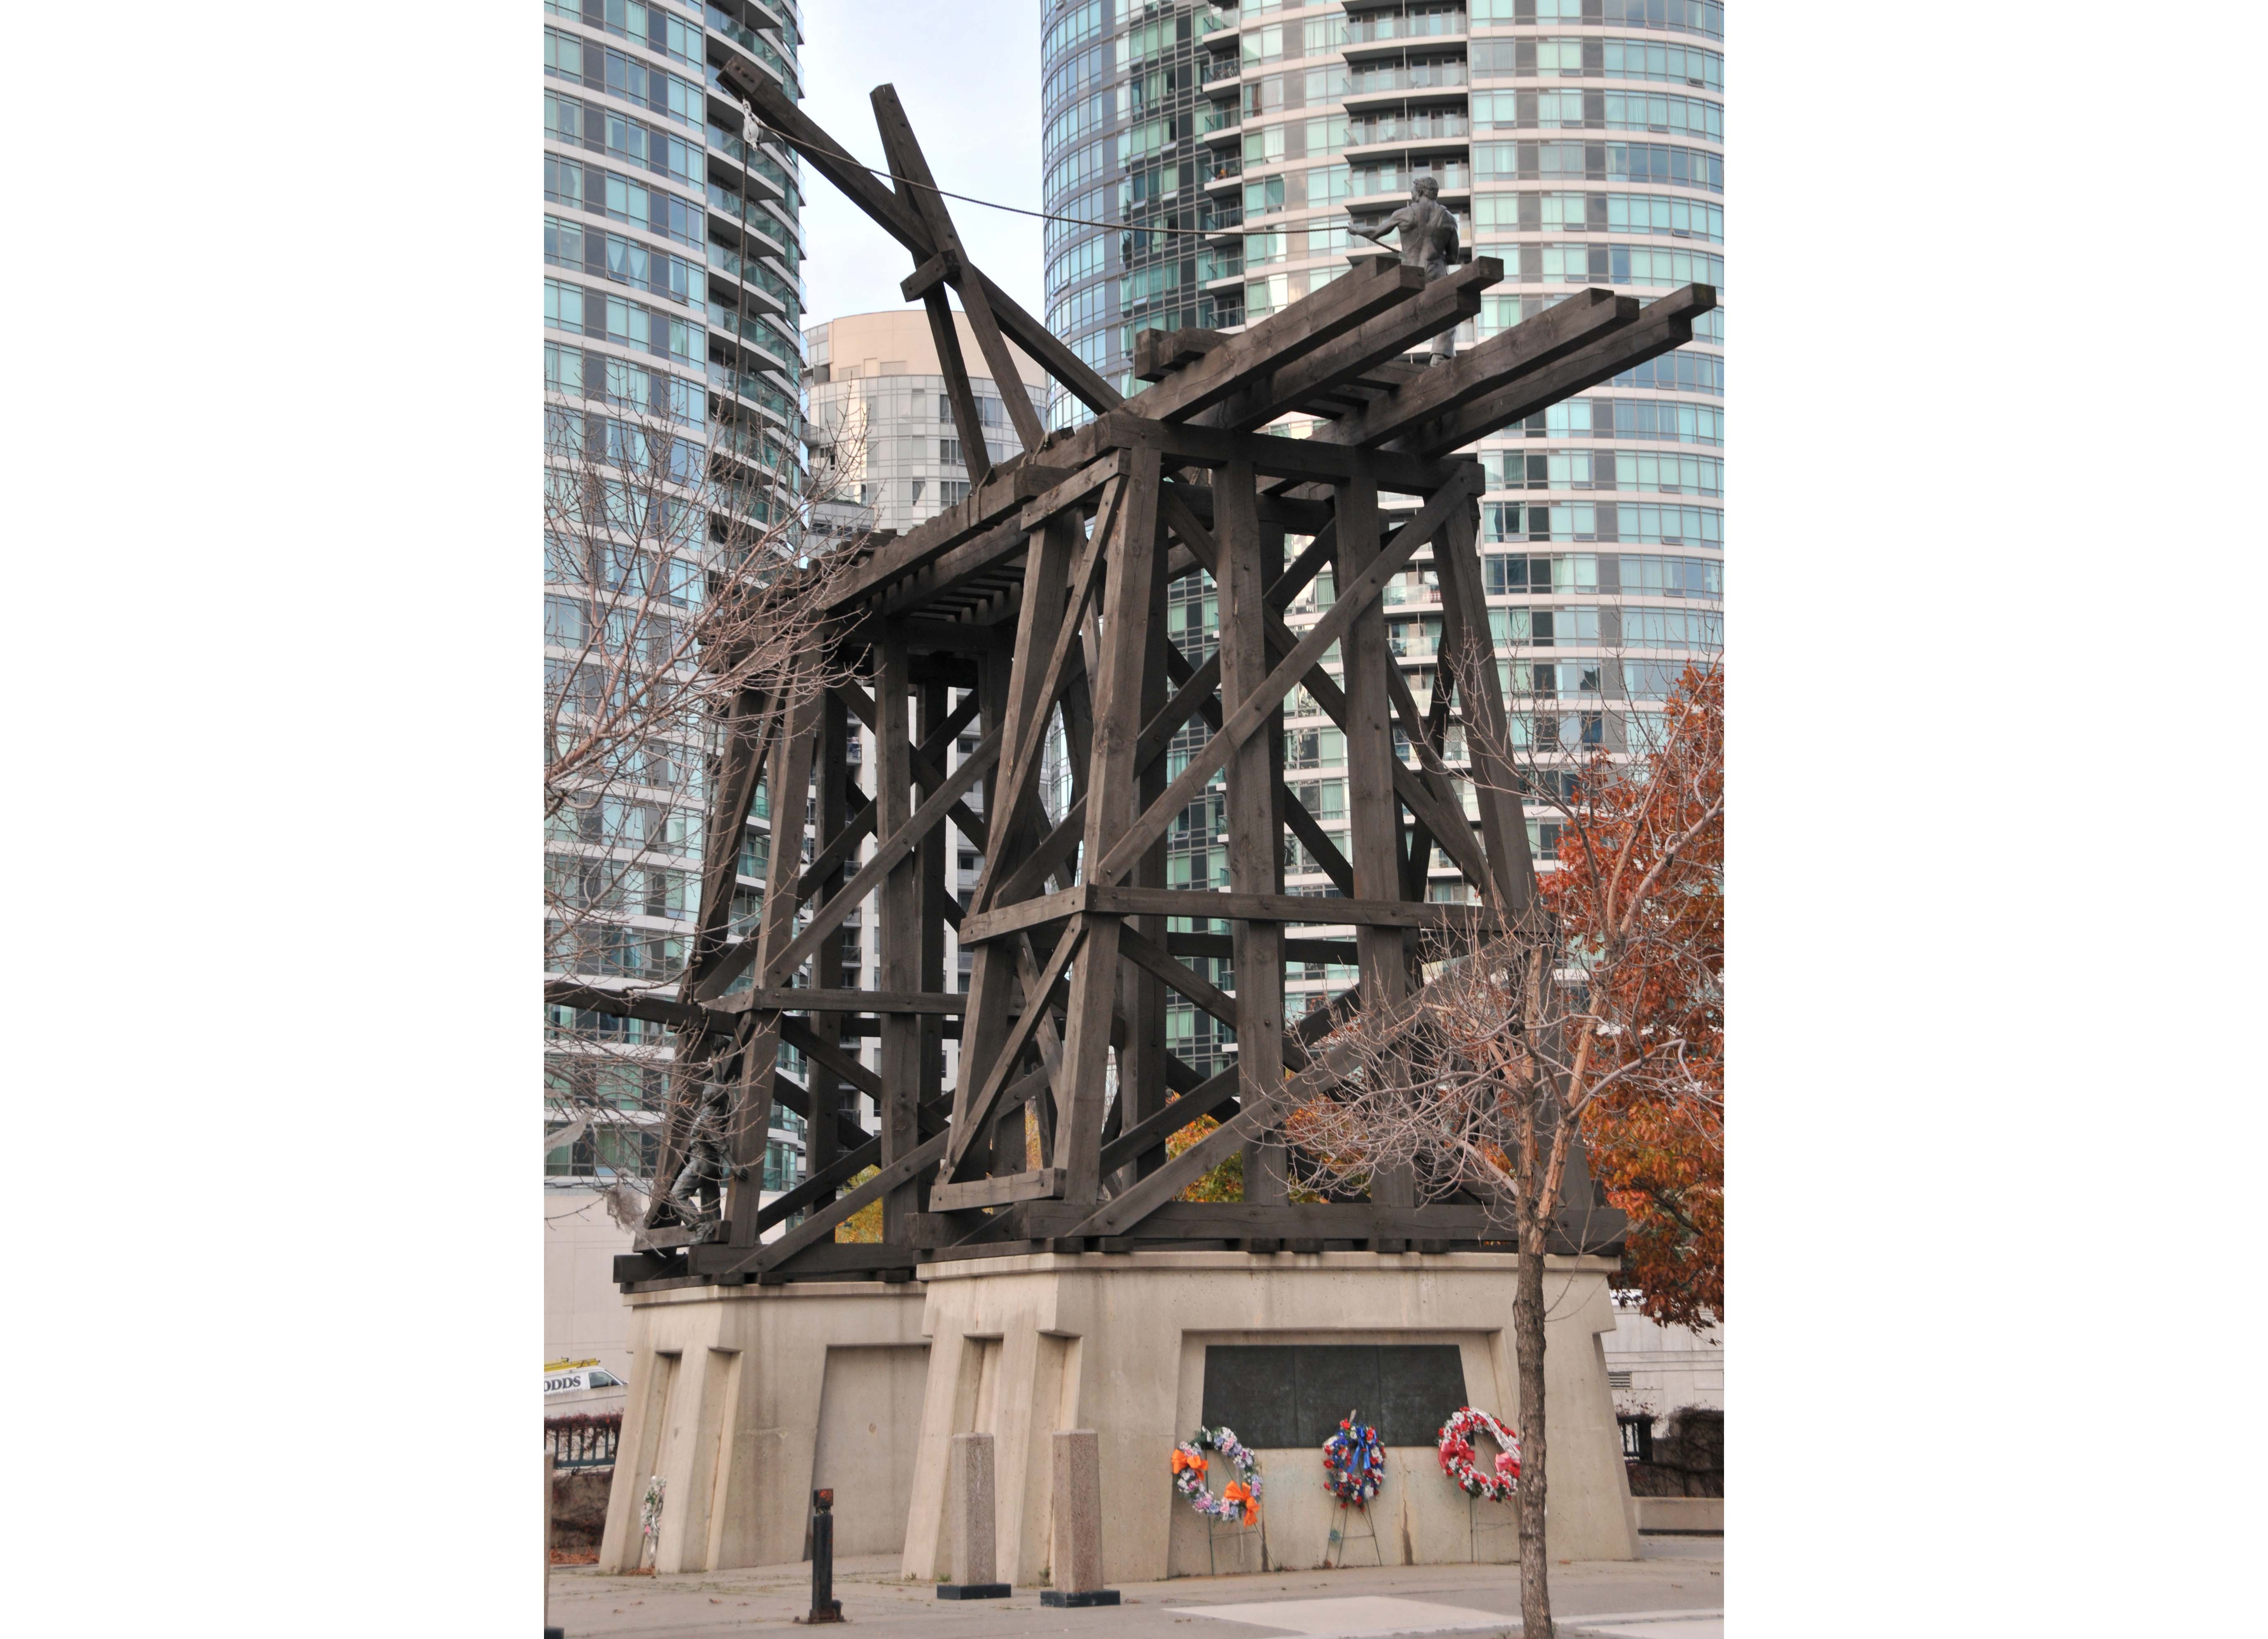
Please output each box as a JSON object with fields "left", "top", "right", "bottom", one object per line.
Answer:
{"left": 1320, "top": 1411, "right": 1386, "bottom": 1508}
{"left": 1437, "top": 1406, "right": 1520, "bottom": 1503}
{"left": 1172, "top": 1424, "right": 1262, "bottom": 1524}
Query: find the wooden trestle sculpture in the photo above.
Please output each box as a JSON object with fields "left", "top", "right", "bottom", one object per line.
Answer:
{"left": 568, "top": 73, "right": 1716, "bottom": 1288}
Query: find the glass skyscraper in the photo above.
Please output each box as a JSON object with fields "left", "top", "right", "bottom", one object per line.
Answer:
{"left": 1040, "top": 0, "right": 1724, "bottom": 1061}
{"left": 543, "top": 0, "right": 810, "bottom": 1207}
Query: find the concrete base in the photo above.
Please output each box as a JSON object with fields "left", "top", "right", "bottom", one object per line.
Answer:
{"left": 897, "top": 1251, "right": 1638, "bottom": 1588}
{"left": 1040, "top": 1589, "right": 1122, "bottom": 1608}
{"left": 1631, "top": 1496, "right": 1723, "bottom": 1535}
{"left": 596, "top": 1279, "right": 930, "bottom": 1574}
{"left": 936, "top": 1583, "right": 1012, "bottom": 1599}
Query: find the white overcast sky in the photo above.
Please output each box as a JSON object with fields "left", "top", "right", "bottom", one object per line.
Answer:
{"left": 798, "top": 0, "right": 1047, "bottom": 331}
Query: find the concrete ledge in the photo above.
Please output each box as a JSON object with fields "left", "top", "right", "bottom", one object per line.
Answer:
{"left": 1631, "top": 1496, "right": 1722, "bottom": 1534}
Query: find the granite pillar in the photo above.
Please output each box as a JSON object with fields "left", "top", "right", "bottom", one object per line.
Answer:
{"left": 936, "top": 1432, "right": 1010, "bottom": 1599}
{"left": 1040, "top": 1428, "right": 1119, "bottom": 1608}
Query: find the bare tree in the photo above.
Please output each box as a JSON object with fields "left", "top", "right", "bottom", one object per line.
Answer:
{"left": 542, "top": 384, "right": 866, "bottom": 1223}
{"left": 1286, "top": 649, "right": 1722, "bottom": 1636}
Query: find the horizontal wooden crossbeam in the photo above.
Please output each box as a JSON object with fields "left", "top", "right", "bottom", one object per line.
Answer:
{"left": 1403, "top": 283, "right": 1718, "bottom": 457}
{"left": 957, "top": 883, "right": 1502, "bottom": 944}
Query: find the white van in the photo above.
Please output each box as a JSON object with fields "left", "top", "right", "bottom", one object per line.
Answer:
{"left": 544, "top": 1363, "right": 626, "bottom": 1397}
{"left": 544, "top": 1359, "right": 629, "bottom": 1418}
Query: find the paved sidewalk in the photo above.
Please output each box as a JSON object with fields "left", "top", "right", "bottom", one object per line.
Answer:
{"left": 546, "top": 1537, "right": 1722, "bottom": 1638}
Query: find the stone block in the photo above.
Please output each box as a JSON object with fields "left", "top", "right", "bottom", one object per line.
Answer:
{"left": 937, "top": 1432, "right": 1009, "bottom": 1598}
{"left": 1631, "top": 1495, "right": 1722, "bottom": 1534}
{"left": 1050, "top": 1429, "right": 1108, "bottom": 1596}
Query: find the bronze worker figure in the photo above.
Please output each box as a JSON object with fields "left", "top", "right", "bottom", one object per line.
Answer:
{"left": 1349, "top": 174, "right": 1463, "bottom": 363}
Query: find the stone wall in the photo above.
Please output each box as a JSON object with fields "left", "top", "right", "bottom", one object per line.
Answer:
{"left": 1624, "top": 1407, "right": 1722, "bottom": 1499}
{"left": 550, "top": 1466, "right": 615, "bottom": 1555}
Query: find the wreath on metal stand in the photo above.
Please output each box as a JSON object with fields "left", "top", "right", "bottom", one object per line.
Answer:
{"left": 1320, "top": 1410, "right": 1386, "bottom": 1507}
{"left": 1173, "top": 1424, "right": 1262, "bottom": 1575}
{"left": 1436, "top": 1406, "right": 1520, "bottom": 1503}
{"left": 1172, "top": 1425, "right": 1263, "bottom": 1525}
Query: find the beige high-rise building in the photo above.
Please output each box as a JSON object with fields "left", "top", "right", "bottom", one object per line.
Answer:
{"left": 803, "top": 310, "right": 1049, "bottom": 542}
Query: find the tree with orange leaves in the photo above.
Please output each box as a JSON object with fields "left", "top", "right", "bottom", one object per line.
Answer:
{"left": 1546, "top": 663, "right": 1724, "bottom": 1330}
{"left": 1288, "top": 658, "right": 1722, "bottom": 1637}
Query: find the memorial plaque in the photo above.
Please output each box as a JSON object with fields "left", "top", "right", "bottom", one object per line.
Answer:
{"left": 1373, "top": 1343, "right": 1471, "bottom": 1445}
{"left": 1201, "top": 1344, "right": 1469, "bottom": 1446}
{"left": 1197, "top": 1345, "right": 1300, "bottom": 1447}
{"left": 1293, "top": 1347, "right": 1378, "bottom": 1446}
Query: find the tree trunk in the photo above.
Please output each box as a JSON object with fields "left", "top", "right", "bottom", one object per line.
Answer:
{"left": 1513, "top": 1202, "right": 1553, "bottom": 1637}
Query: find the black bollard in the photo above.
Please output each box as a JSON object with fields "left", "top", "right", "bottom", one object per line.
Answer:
{"left": 797, "top": 1489, "right": 844, "bottom": 1625}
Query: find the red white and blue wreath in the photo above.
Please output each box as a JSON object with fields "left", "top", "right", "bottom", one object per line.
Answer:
{"left": 1320, "top": 1411, "right": 1386, "bottom": 1507}
{"left": 1437, "top": 1406, "right": 1520, "bottom": 1502}
{"left": 1172, "top": 1425, "right": 1262, "bottom": 1524}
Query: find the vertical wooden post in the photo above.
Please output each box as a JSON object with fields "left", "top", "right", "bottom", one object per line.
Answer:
{"left": 918, "top": 680, "right": 953, "bottom": 1145}
{"left": 974, "top": 650, "right": 1020, "bottom": 1175}
{"left": 877, "top": 633, "right": 922, "bottom": 1239}
{"left": 1335, "top": 461, "right": 1416, "bottom": 1226}
{"left": 1216, "top": 457, "right": 1289, "bottom": 1207}
{"left": 1115, "top": 539, "right": 1173, "bottom": 1182}
{"left": 1429, "top": 477, "right": 1537, "bottom": 921}
{"left": 950, "top": 512, "right": 1079, "bottom": 1180}
{"left": 808, "top": 689, "right": 852, "bottom": 1200}
{"left": 1058, "top": 446, "right": 1163, "bottom": 1207}
{"left": 724, "top": 682, "right": 821, "bottom": 1246}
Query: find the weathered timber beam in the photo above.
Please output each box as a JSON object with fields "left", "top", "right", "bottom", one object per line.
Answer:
{"left": 681, "top": 685, "right": 771, "bottom": 990}
{"left": 717, "top": 62, "right": 1120, "bottom": 414}
{"left": 1213, "top": 258, "right": 1502, "bottom": 431}
{"left": 1403, "top": 283, "right": 1718, "bottom": 457}
{"left": 1268, "top": 523, "right": 1339, "bottom": 610}
{"left": 957, "top": 884, "right": 1500, "bottom": 942}
{"left": 1068, "top": 962, "right": 1479, "bottom": 1238}
{"left": 899, "top": 249, "right": 955, "bottom": 302}
{"left": 1132, "top": 326, "right": 1225, "bottom": 380}
{"left": 1165, "top": 932, "right": 1364, "bottom": 964}
{"left": 1016, "top": 450, "right": 1129, "bottom": 531}
{"left": 693, "top": 729, "right": 1002, "bottom": 1000}
{"left": 764, "top": 1068, "right": 872, "bottom": 1157}
{"left": 777, "top": 1019, "right": 885, "bottom": 1104}
{"left": 828, "top": 462, "right": 1076, "bottom": 612}
{"left": 1282, "top": 790, "right": 1359, "bottom": 898}
{"left": 792, "top": 794, "right": 875, "bottom": 902}
{"left": 1031, "top": 1202, "right": 1512, "bottom": 1240}
{"left": 1107, "top": 412, "right": 1458, "bottom": 493}
{"left": 990, "top": 481, "right": 1122, "bottom": 851}
{"left": 871, "top": 86, "right": 1047, "bottom": 452}
{"left": 1096, "top": 1066, "right": 1243, "bottom": 1175}
{"left": 1093, "top": 466, "right": 1483, "bottom": 887}
{"left": 1117, "top": 925, "right": 1312, "bottom": 1071}
{"left": 874, "top": 521, "right": 1025, "bottom": 620}
{"left": 748, "top": 1243, "right": 922, "bottom": 1282}
{"left": 885, "top": 616, "right": 1013, "bottom": 654}
{"left": 988, "top": 799, "right": 1086, "bottom": 907}
{"left": 1314, "top": 285, "right": 1638, "bottom": 450}
{"left": 943, "top": 916, "right": 1086, "bottom": 1173}
{"left": 544, "top": 979, "right": 716, "bottom": 1033}
{"left": 716, "top": 987, "right": 967, "bottom": 1016}
{"left": 829, "top": 1015, "right": 963, "bottom": 1039}
{"left": 792, "top": 691, "right": 969, "bottom": 897}
{"left": 1133, "top": 649, "right": 1221, "bottom": 772}
{"left": 1159, "top": 482, "right": 1494, "bottom": 895}
{"left": 754, "top": 1133, "right": 878, "bottom": 1230}
{"left": 1127, "top": 257, "right": 1428, "bottom": 422}
{"left": 716, "top": 1124, "right": 950, "bottom": 1276}
{"left": 928, "top": 1166, "right": 1066, "bottom": 1212}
